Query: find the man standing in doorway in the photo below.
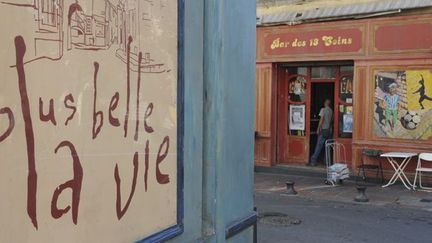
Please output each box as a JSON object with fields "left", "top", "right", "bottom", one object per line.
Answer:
{"left": 308, "top": 99, "right": 333, "bottom": 166}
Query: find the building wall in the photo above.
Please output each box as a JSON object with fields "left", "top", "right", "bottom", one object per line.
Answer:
{"left": 255, "top": 13, "right": 432, "bottom": 178}
{"left": 0, "top": 0, "right": 256, "bottom": 243}
{"left": 171, "top": 0, "right": 256, "bottom": 242}
{"left": 255, "top": 63, "right": 277, "bottom": 166}
{"left": 201, "top": 0, "right": 256, "bottom": 242}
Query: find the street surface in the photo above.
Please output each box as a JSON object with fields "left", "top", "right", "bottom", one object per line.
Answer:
{"left": 255, "top": 172, "right": 432, "bottom": 243}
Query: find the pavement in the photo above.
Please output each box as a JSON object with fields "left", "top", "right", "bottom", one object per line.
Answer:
{"left": 254, "top": 172, "right": 432, "bottom": 243}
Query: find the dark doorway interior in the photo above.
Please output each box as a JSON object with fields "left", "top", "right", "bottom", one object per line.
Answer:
{"left": 309, "top": 82, "right": 335, "bottom": 164}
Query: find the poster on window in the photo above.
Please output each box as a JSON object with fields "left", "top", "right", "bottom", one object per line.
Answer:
{"left": 343, "top": 114, "right": 353, "bottom": 133}
{"left": 289, "top": 105, "right": 305, "bottom": 131}
{"left": 0, "top": 1, "right": 182, "bottom": 242}
{"left": 373, "top": 70, "right": 432, "bottom": 140}
{"left": 288, "top": 76, "right": 307, "bottom": 102}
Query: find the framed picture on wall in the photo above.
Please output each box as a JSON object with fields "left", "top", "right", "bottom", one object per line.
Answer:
{"left": 289, "top": 105, "right": 306, "bottom": 131}
{"left": 343, "top": 114, "right": 353, "bottom": 133}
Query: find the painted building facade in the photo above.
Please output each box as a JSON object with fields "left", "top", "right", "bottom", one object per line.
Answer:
{"left": 255, "top": 2, "right": 432, "bottom": 180}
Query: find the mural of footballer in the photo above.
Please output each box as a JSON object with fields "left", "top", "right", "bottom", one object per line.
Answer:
{"left": 382, "top": 83, "right": 401, "bottom": 131}
{"left": 374, "top": 70, "right": 432, "bottom": 140}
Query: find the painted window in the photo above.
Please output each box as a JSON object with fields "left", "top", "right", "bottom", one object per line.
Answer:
{"left": 287, "top": 67, "right": 307, "bottom": 136}
{"left": 337, "top": 66, "right": 354, "bottom": 138}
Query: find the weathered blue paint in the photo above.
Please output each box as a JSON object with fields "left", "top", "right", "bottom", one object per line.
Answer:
{"left": 167, "top": 0, "right": 204, "bottom": 242}
{"left": 202, "top": 0, "right": 257, "bottom": 242}
{"left": 168, "top": 0, "right": 256, "bottom": 242}
{"left": 225, "top": 213, "right": 258, "bottom": 239}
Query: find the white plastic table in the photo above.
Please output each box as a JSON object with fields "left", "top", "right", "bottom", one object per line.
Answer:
{"left": 380, "top": 152, "right": 418, "bottom": 190}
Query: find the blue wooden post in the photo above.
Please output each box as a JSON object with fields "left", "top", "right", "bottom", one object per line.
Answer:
{"left": 202, "top": 0, "right": 257, "bottom": 242}
{"left": 170, "top": 0, "right": 256, "bottom": 242}
{"left": 168, "top": 1, "right": 204, "bottom": 242}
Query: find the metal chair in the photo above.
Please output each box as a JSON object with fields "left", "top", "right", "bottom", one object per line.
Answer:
{"left": 357, "top": 149, "right": 383, "bottom": 184}
{"left": 413, "top": 153, "right": 432, "bottom": 191}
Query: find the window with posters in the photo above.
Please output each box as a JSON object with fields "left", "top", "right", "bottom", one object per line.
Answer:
{"left": 337, "top": 66, "right": 354, "bottom": 138}
{"left": 287, "top": 71, "right": 307, "bottom": 136}
{"left": 0, "top": 0, "right": 183, "bottom": 242}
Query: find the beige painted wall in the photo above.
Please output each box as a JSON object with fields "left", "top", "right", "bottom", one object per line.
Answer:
{"left": 0, "top": 0, "right": 178, "bottom": 242}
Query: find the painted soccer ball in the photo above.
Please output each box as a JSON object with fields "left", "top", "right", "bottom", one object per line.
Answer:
{"left": 400, "top": 110, "right": 421, "bottom": 130}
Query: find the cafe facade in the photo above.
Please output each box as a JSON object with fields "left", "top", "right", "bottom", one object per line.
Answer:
{"left": 255, "top": 11, "right": 432, "bottom": 177}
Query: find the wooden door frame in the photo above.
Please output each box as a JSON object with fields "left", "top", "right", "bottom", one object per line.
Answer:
{"left": 276, "top": 66, "right": 312, "bottom": 164}
{"left": 275, "top": 64, "right": 353, "bottom": 164}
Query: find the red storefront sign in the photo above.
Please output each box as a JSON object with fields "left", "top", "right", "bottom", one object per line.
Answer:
{"left": 374, "top": 22, "right": 432, "bottom": 52}
{"left": 264, "top": 28, "right": 363, "bottom": 56}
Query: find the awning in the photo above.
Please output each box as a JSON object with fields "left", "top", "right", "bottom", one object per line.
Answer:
{"left": 257, "top": 0, "right": 432, "bottom": 26}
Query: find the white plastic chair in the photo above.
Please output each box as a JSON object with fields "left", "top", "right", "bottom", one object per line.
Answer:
{"left": 413, "top": 153, "right": 432, "bottom": 191}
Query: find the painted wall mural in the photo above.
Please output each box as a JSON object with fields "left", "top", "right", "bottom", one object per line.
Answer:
{"left": 0, "top": 0, "right": 180, "bottom": 242}
{"left": 373, "top": 69, "right": 432, "bottom": 140}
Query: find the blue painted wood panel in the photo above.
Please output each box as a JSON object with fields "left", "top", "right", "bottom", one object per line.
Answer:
{"left": 169, "top": 0, "right": 256, "bottom": 242}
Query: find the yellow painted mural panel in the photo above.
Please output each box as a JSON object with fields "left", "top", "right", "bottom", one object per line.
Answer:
{"left": 407, "top": 70, "right": 432, "bottom": 111}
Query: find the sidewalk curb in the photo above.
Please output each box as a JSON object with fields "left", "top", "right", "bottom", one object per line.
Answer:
{"left": 254, "top": 165, "right": 383, "bottom": 185}
{"left": 255, "top": 165, "right": 326, "bottom": 178}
